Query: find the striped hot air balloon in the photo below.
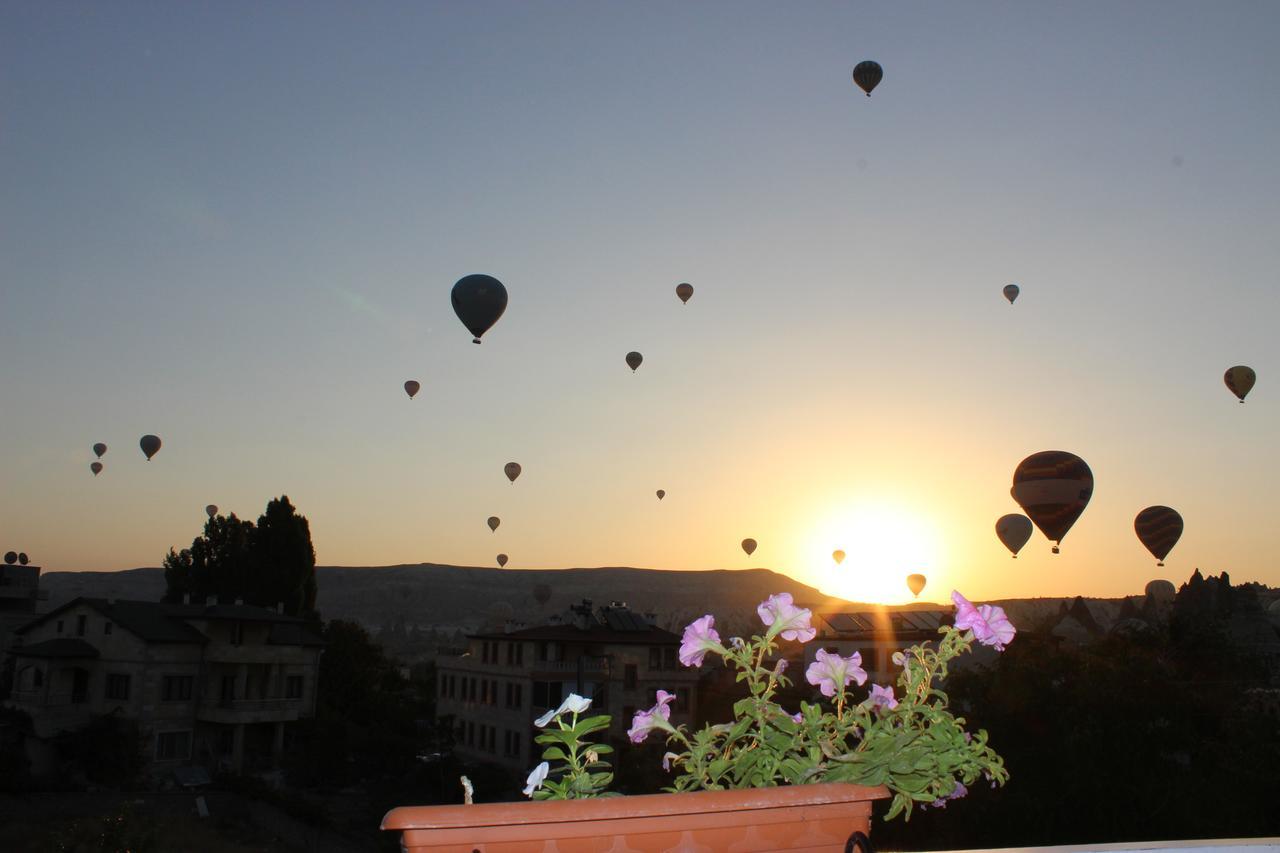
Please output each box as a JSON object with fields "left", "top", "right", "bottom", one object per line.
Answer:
{"left": 1134, "top": 506, "right": 1183, "bottom": 567}
{"left": 1010, "top": 451, "right": 1093, "bottom": 554}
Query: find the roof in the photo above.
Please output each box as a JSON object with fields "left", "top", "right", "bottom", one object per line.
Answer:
{"left": 11, "top": 638, "right": 101, "bottom": 659}
{"left": 814, "top": 609, "right": 948, "bottom": 638}
{"left": 470, "top": 622, "right": 681, "bottom": 645}
{"left": 16, "top": 598, "right": 209, "bottom": 644}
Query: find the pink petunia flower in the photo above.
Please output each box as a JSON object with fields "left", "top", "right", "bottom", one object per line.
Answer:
{"left": 758, "top": 593, "right": 817, "bottom": 642}
{"left": 627, "top": 690, "right": 676, "bottom": 743}
{"left": 805, "top": 648, "right": 868, "bottom": 697}
{"left": 679, "top": 615, "right": 723, "bottom": 667}
{"left": 867, "top": 683, "right": 898, "bottom": 711}
{"left": 952, "top": 591, "right": 1017, "bottom": 651}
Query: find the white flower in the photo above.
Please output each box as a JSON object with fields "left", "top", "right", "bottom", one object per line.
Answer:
{"left": 534, "top": 692, "right": 592, "bottom": 727}
{"left": 522, "top": 761, "right": 549, "bottom": 797}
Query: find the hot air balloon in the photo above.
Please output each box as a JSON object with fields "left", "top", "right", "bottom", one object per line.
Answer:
{"left": 487, "top": 516, "right": 500, "bottom": 532}
{"left": 206, "top": 505, "right": 218, "bottom": 518}
{"left": 741, "top": 538, "right": 757, "bottom": 556}
{"left": 92, "top": 443, "right": 107, "bottom": 458}
{"left": 1011, "top": 451, "right": 1093, "bottom": 554}
{"left": 504, "top": 462, "right": 522, "bottom": 483}
{"left": 90, "top": 462, "right": 103, "bottom": 476}
{"left": 139, "top": 434, "right": 162, "bottom": 461}
{"left": 995, "top": 514, "right": 1033, "bottom": 558}
{"left": 656, "top": 489, "right": 665, "bottom": 500}
{"left": 496, "top": 553, "right": 509, "bottom": 568}
{"left": 533, "top": 583, "right": 551, "bottom": 606}
{"left": 404, "top": 380, "right": 420, "bottom": 399}
{"left": 676, "top": 283, "right": 694, "bottom": 305}
{"left": 1003, "top": 284, "right": 1020, "bottom": 304}
{"left": 626, "top": 351, "right": 643, "bottom": 372}
{"left": 451, "top": 274, "right": 508, "bottom": 344}
{"left": 852, "top": 60, "right": 883, "bottom": 96}
{"left": 1134, "top": 506, "right": 1183, "bottom": 567}
{"left": 907, "top": 573, "right": 927, "bottom": 597}
{"left": 832, "top": 550, "right": 846, "bottom": 565}
{"left": 1224, "top": 366, "right": 1256, "bottom": 403}
{"left": 1145, "top": 579, "right": 1176, "bottom": 604}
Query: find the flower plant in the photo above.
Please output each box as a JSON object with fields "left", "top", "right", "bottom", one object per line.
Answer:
{"left": 524, "top": 589, "right": 1014, "bottom": 820}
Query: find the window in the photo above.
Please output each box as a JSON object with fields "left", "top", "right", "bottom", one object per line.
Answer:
{"left": 56, "top": 620, "right": 64, "bottom": 634}
{"left": 104, "top": 622, "right": 113, "bottom": 635}
{"left": 76, "top": 615, "right": 87, "bottom": 637}
{"left": 33, "top": 669, "right": 43, "bottom": 688}
{"left": 162, "top": 675, "right": 193, "bottom": 701}
{"left": 490, "top": 680, "right": 498, "bottom": 705}
{"left": 286, "top": 675, "right": 304, "bottom": 699}
{"left": 156, "top": 731, "right": 191, "bottom": 761}
{"left": 515, "top": 643, "right": 523, "bottom": 665}
{"left": 71, "top": 669, "right": 88, "bottom": 703}
{"left": 511, "top": 731, "right": 520, "bottom": 757}
{"left": 664, "top": 647, "right": 677, "bottom": 669}
{"left": 624, "top": 664, "right": 637, "bottom": 689}
{"left": 676, "top": 687, "right": 690, "bottom": 713}
{"left": 466, "top": 721, "right": 475, "bottom": 746}
{"left": 106, "top": 673, "right": 131, "bottom": 701}
{"left": 532, "top": 680, "right": 563, "bottom": 711}
{"left": 506, "top": 682, "right": 523, "bottom": 710}
{"left": 649, "top": 647, "right": 661, "bottom": 669}
{"left": 220, "top": 675, "right": 236, "bottom": 704}
{"left": 230, "top": 623, "right": 244, "bottom": 645}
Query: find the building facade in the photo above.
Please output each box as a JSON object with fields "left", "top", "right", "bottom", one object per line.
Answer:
{"left": 436, "top": 600, "right": 700, "bottom": 774}
{"left": 4, "top": 597, "right": 324, "bottom": 778}
{"left": 807, "top": 609, "right": 953, "bottom": 682}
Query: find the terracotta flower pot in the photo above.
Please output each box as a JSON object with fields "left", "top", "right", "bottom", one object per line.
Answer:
{"left": 382, "top": 782, "right": 890, "bottom": 852}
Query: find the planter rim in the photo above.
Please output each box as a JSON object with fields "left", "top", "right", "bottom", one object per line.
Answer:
{"left": 381, "top": 781, "right": 889, "bottom": 831}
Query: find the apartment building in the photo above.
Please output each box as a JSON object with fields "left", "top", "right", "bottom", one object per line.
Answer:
{"left": 436, "top": 600, "right": 700, "bottom": 774}
{"left": 5, "top": 597, "right": 324, "bottom": 778}
{"left": 807, "top": 609, "right": 953, "bottom": 682}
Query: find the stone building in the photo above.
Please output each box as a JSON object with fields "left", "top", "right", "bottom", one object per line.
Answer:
{"left": 436, "top": 600, "right": 700, "bottom": 774}
{"left": 4, "top": 596, "right": 323, "bottom": 778}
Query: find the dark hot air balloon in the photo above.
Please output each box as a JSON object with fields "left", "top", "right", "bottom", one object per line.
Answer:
{"left": 1003, "top": 284, "right": 1020, "bottom": 304}
{"left": 907, "top": 573, "right": 927, "bottom": 597}
{"left": 1224, "top": 366, "right": 1256, "bottom": 403}
{"left": 487, "top": 516, "right": 500, "bottom": 532}
{"left": 92, "top": 443, "right": 107, "bottom": 458}
{"left": 995, "top": 514, "right": 1033, "bottom": 558}
{"left": 741, "top": 538, "right": 757, "bottom": 556}
{"left": 504, "top": 462, "right": 522, "bottom": 483}
{"left": 832, "top": 550, "right": 846, "bottom": 565}
{"left": 852, "top": 61, "right": 883, "bottom": 96}
{"left": 90, "top": 462, "right": 103, "bottom": 476}
{"left": 676, "top": 283, "right": 694, "bottom": 305}
{"left": 451, "top": 274, "right": 508, "bottom": 344}
{"left": 496, "top": 553, "right": 508, "bottom": 568}
{"left": 656, "top": 489, "right": 665, "bottom": 500}
{"left": 1011, "top": 451, "right": 1093, "bottom": 553}
{"left": 404, "top": 380, "right": 420, "bottom": 399}
{"left": 206, "top": 505, "right": 218, "bottom": 518}
{"left": 1134, "top": 506, "right": 1183, "bottom": 567}
{"left": 626, "top": 351, "right": 643, "bottom": 372}
{"left": 139, "top": 434, "right": 162, "bottom": 461}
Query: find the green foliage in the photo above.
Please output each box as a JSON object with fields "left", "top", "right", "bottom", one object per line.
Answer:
{"left": 656, "top": 623, "right": 1006, "bottom": 821}
{"left": 528, "top": 704, "right": 616, "bottom": 800}
{"left": 57, "top": 714, "right": 146, "bottom": 790}
{"left": 162, "top": 495, "right": 316, "bottom": 617}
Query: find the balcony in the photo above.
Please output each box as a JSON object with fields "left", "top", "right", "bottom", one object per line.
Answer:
{"left": 197, "top": 696, "right": 304, "bottom": 725}
{"left": 532, "top": 657, "right": 610, "bottom": 675}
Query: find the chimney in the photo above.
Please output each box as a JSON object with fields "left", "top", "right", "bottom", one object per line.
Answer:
{"left": 643, "top": 611, "right": 657, "bottom": 626}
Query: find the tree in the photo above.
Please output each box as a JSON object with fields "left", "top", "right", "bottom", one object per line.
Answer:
{"left": 163, "top": 495, "right": 316, "bottom": 617}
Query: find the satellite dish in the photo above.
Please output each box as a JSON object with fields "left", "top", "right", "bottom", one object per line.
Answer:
{"left": 17, "top": 553, "right": 29, "bottom": 566}
{"left": 3, "top": 552, "right": 15, "bottom": 565}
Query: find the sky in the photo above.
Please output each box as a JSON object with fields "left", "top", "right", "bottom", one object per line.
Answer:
{"left": 3, "top": 1, "right": 1279, "bottom": 605}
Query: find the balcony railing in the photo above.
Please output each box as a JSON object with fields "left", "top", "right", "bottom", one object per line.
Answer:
{"left": 212, "top": 696, "right": 300, "bottom": 712}
{"left": 533, "top": 657, "right": 610, "bottom": 673}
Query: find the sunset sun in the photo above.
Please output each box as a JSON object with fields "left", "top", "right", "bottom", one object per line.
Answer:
{"left": 807, "top": 503, "right": 943, "bottom": 605}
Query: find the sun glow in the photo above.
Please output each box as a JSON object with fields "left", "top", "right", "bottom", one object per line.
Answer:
{"left": 806, "top": 502, "right": 944, "bottom": 605}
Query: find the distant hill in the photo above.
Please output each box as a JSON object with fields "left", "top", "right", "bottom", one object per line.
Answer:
{"left": 36, "top": 563, "right": 1147, "bottom": 637}
{"left": 39, "top": 564, "right": 858, "bottom": 635}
